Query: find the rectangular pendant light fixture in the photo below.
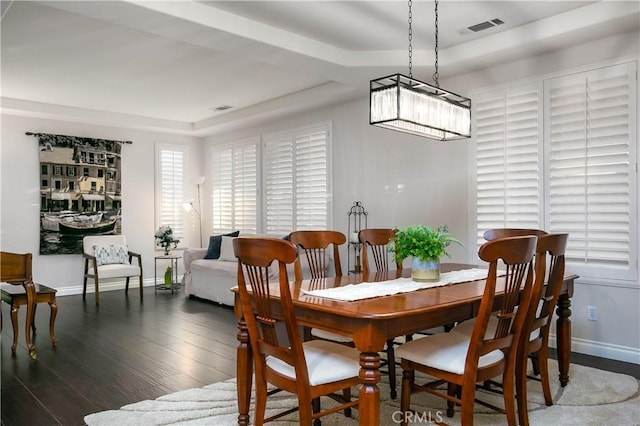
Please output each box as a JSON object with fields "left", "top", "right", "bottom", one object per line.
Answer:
{"left": 370, "top": 73, "right": 471, "bottom": 141}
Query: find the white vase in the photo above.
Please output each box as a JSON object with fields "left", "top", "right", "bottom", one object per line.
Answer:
{"left": 411, "top": 257, "right": 440, "bottom": 282}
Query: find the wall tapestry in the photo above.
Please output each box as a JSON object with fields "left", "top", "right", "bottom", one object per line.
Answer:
{"left": 28, "top": 132, "right": 132, "bottom": 255}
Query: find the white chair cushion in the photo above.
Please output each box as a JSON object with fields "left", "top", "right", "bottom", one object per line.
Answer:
{"left": 395, "top": 331, "right": 504, "bottom": 375}
{"left": 310, "top": 328, "right": 354, "bottom": 343}
{"left": 87, "top": 264, "right": 141, "bottom": 279}
{"left": 452, "top": 316, "right": 540, "bottom": 342}
{"left": 266, "top": 339, "right": 360, "bottom": 386}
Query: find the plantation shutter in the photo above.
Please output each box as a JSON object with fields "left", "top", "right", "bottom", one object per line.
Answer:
{"left": 545, "top": 61, "right": 637, "bottom": 279}
{"left": 157, "top": 146, "right": 185, "bottom": 241}
{"left": 211, "top": 142, "right": 258, "bottom": 234}
{"left": 474, "top": 83, "right": 543, "bottom": 247}
{"left": 264, "top": 124, "right": 330, "bottom": 235}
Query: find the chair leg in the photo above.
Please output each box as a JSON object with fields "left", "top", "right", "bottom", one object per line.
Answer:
{"left": 94, "top": 275, "right": 100, "bottom": 305}
{"left": 386, "top": 338, "right": 397, "bottom": 399}
{"left": 342, "top": 388, "right": 352, "bottom": 417}
{"left": 83, "top": 275, "right": 88, "bottom": 300}
{"left": 312, "top": 397, "right": 321, "bottom": 426}
{"left": 530, "top": 352, "right": 541, "bottom": 376}
{"left": 460, "top": 381, "right": 478, "bottom": 426}
{"left": 125, "top": 277, "right": 130, "bottom": 294}
{"left": 516, "top": 355, "right": 529, "bottom": 426}
{"left": 400, "top": 368, "right": 414, "bottom": 426}
{"left": 253, "top": 379, "right": 267, "bottom": 426}
{"left": 447, "top": 383, "right": 459, "bottom": 418}
{"left": 139, "top": 275, "right": 143, "bottom": 300}
{"left": 538, "top": 346, "right": 553, "bottom": 406}
{"left": 31, "top": 304, "right": 38, "bottom": 333}
{"left": 48, "top": 298, "right": 58, "bottom": 347}
{"left": 10, "top": 302, "right": 19, "bottom": 353}
{"left": 502, "top": 367, "right": 518, "bottom": 426}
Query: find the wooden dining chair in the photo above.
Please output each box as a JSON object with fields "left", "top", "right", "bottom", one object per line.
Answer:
{"left": 451, "top": 233, "right": 568, "bottom": 425}
{"left": 484, "top": 228, "right": 547, "bottom": 241}
{"left": 0, "top": 251, "right": 37, "bottom": 358}
{"left": 396, "top": 235, "right": 538, "bottom": 426}
{"left": 359, "top": 228, "right": 403, "bottom": 399}
{"left": 233, "top": 237, "right": 360, "bottom": 425}
{"left": 516, "top": 233, "right": 568, "bottom": 425}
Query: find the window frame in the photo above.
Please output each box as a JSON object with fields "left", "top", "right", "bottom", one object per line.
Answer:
{"left": 154, "top": 142, "right": 187, "bottom": 246}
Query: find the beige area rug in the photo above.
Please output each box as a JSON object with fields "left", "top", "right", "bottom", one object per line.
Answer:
{"left": 84, "top": 359, "right": 639, "bottom": 425}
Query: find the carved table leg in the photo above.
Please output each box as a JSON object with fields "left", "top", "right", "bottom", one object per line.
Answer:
{"left": 49, "top": 298, "right": 58, "bottom": 347}
{"left": 236, "top": 317, "right": 253, "bottom": 426}
{"left": 358, "top": 351, "right": 381, "bottom": 425}
{"left": 556, "top": 293, "right": 571, "bottom": 386}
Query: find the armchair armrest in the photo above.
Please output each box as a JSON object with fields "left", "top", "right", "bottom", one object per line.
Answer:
{"left": 127, "top": 251, "right": 142, "bottom": 266}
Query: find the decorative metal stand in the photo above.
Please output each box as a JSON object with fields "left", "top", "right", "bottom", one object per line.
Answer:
{"left": 347, "top": 201, "right": 368, "bottom": 274}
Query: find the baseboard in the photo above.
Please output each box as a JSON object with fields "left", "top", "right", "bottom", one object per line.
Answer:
{"left": 549, "top": 333, "right": 640, "bottom": 365}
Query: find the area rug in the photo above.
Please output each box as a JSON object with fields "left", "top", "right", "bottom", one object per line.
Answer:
{"left": 84, "top": 360, "right": 639, "bottom": 425}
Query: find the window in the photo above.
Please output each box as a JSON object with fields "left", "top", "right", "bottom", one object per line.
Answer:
{"left": 263, "top": 124, "right": 330, "bottom": 235}
{"left": 41, "top": 165, "right": 48, "bottom": 175}
{"left": 69, "top": 182, "right": 75, "bottom": 191}
{"left": 211, "top": 140, "right": 258, "bottom": 234}
{"left": 83, "top": 167, "right": 89, "bottom": 177}
{"left": 66, "top": 167, "right": 75, "bottom": 177}
{"left": 155, "top": 144, "right": 186, "bottom": 242}
{"left": 54, "top": 165, "right": 62, "bottom": 175}
{"left": 473, "top": 61, "right": 637, "bottom": 282}
{"left": 209, "top": 123, "right": 331, "bottom": 236}
{"left": 98, "top": 169, "right": 104, "bottom": 178}
{"left": 42, "top": 179, "right": 48, "bottom": 187}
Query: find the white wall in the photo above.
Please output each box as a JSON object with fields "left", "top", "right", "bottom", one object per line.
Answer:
{"left": 0, "top": 115, "right": 203, "bottom": 295}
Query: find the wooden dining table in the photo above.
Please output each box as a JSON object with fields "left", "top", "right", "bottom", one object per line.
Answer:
{"left": 233, "top": 263, "right": 577, "bottom": 426}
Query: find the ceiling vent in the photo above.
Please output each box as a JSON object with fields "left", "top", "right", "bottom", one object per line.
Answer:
{"left": 458, "top": 18, "right": 504, "bottom": 35}
{"left": 211, "top": 105, "right": 233, "bottom": 112}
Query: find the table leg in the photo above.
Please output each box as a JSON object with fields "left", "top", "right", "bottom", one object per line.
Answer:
{"left": 23, "top": 281, "right": 36, "bottom": 359}
{"left": 556, "top": 293, "right": 571, "bottom": 386}
{"left": 49, "top": 297, "right": 58, "bottom": 347}
{"left": 237, "top": 317, "right": 253, "bottom": 426}
{"left": 358, "top": 351, "right": 381, "bottom": 425}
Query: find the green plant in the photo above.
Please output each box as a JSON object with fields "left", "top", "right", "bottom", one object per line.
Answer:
{"left": 389, "top": 225, "right": 462, "bottom": 263}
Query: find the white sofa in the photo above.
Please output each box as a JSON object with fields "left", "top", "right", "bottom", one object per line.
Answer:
{"left": 182, "top": 247, "right": 238, "bottom": 306}
{"left": 182, "top": 235, "right": 331, "bottom": 306}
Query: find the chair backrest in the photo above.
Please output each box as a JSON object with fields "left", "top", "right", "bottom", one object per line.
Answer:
{"left": 0, "top": 251, "right": 33, "bottom": 284}
{"left": 483, "top": 228, "right": 547, "bottom": 241}
{"left": 288, "top": 230, "right": 345, "bottom": 281}
{"left": 470, "top": 236, "right": 538, "bottom": 371}
{"left": 526, "top": 233, "right": 568, "bottom": 347}
{"left": 359, "top": 228, "right": 402, "bottom": 274}
{"left": 83, "top": 235, "right": 127, "bottom": 255}
{"left": 233, "top": 237, "right": 310, "bottom": 386}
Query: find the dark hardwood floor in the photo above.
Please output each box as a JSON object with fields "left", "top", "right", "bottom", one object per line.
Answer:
{"left": 2, "top": 286, "right": 639, "bottom": 426}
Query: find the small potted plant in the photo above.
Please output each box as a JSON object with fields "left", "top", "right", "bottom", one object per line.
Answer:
{"left": 389, "top": 225, "right": 462, "bottom": 282}
{"left": 155, "top": 225, "right": 180, "bottom": 256}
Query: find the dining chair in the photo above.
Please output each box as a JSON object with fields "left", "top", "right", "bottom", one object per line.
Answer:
{"left": 484, "top": 228, "right": 547, "bottom": 241}
{"left": 451, "top": 233, "right": 568, "bottom": 425}
{"left": 396, "top": 235, "right": 538, "bottom": 426}
{"left": 0, "top": 251, "right": 37, "bottom": 358}
{"left": 82, "top": 235, "right": 143, "bottom": 305}
{"left": 359, "top": 228, "right": 403, "bottom": 399}
{"left": 233, "top": 237, "right": 360, "bottom": 425}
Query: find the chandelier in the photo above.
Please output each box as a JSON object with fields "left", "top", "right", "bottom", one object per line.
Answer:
{"left": 370, "top": 0, "right": 471, "bottom": 141}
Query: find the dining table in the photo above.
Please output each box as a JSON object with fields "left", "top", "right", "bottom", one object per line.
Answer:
{"left": 233, "top": 263, "right": 578, "bottom": 426}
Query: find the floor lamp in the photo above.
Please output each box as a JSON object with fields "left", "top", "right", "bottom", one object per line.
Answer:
{"left": 183, "top": 176, "right": 205, "bottom": 248}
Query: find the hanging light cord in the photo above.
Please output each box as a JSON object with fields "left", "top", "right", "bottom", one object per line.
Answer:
{"left": 433, "top": 0, "right": 440, "bottom": 87}
{"left": 408, "top": 0, "right": 413, "bottom": 78}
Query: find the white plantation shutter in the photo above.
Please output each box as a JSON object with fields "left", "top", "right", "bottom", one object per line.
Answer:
{"left": 264, "top": 124, "right": 330, "bottom": 235}
{"left": 474, "top": 83, "right": 543, "bottom": 247}
{"left": 211, "top": 142, "right": 258, "bottom": 234}
{"left": 545, "top": 62, "right": 637, "bottom": 279}
{"left": 156, "top": 145, "right": 185, "bottom": 241}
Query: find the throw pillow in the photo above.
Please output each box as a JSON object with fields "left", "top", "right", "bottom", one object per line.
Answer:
{"left": 93, "top": 244, "right": 129, "bottom": 266}
{"left": 204, "top": 230, "right": 240, "bottom": 259}
{"left": 218, "top": 236, "right": 237, "bottom": 261}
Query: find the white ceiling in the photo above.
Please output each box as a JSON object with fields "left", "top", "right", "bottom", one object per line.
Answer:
{"left": 1, "top": 0, "right": 638, "bottom": 136}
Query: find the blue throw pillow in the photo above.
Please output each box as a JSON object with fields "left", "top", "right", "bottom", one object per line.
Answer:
{"left": 204, "top": 231, "right": 239, "bottom": 259}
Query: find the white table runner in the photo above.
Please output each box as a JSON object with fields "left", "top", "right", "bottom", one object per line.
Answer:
{"left": 301, "top": 268, "right": 491, "bottom": 302}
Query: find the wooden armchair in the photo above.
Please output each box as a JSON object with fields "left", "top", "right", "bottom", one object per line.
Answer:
{"left": 233, "top": 237, "right": 360, "bottom": 425}
{"left": 82, "top": 235, "right": 143, "bottom": 305}
{"left": 0, "top": 251, "right": 37, "bottom": 358}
